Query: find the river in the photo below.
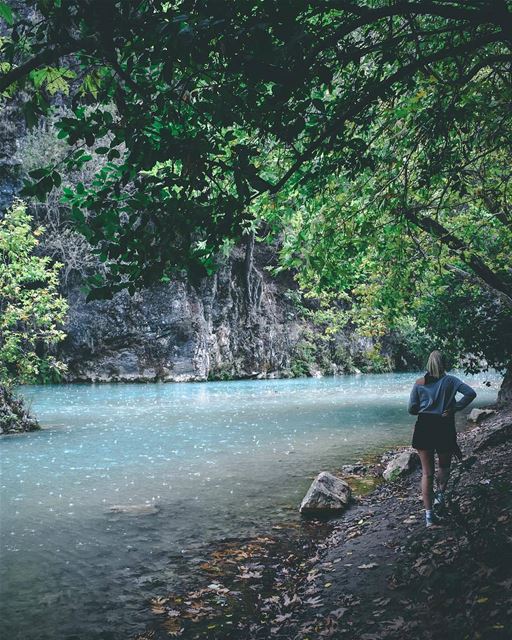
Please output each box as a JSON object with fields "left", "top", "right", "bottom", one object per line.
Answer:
{"left": 0, "top": 372, "right": 500, "bottom": 639}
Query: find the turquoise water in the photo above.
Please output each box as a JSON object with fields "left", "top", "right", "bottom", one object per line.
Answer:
{"left": 0, "top": 373, "right": 500, "bottom": 639}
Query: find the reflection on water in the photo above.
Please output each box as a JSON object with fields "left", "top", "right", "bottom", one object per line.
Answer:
{"left": 0, "top": 372, "right": 500, "bottom": 639}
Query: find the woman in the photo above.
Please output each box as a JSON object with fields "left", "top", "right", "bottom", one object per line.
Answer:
{"left": 408, "top": 350, "right": 477, "bottom": 527}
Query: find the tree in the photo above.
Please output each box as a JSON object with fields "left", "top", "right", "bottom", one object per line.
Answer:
{"left": 0, "top": 1, "right": 510, "bottom": 390}
{"left": 0, "top": 199, "right": 68, "bottom": 387}
{"left": 0, "top": 1, "right": 510, "bottom": 295}
{"left": 256, "top": 60, "right": 512, "bottom": 376}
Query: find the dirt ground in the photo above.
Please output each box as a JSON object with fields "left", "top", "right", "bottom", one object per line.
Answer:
{"left": 137, "top": 409, "right": 512, "bottom": 640}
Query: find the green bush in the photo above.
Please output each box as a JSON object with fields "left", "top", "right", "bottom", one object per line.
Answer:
{"left": 0, "top": 200, "right": 68, "bottom": 386}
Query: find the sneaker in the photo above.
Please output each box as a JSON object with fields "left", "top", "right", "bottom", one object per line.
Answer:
{"left": 425, "top": 512, "right": 441, "bottom": 527}
{"left": 433, "top": 491, "right": 445, "bottom": 508}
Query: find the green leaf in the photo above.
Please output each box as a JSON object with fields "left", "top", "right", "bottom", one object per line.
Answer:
{"left": 0, "top": 2, "right": 13, "bottom": 25}
{"left": 52, "top": 171, "right": 62, "bottom": 188}
{"left": 28, "top": 168, "right": 50, "bottom": 180}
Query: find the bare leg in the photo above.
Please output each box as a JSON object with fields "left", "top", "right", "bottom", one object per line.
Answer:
{"left": 437, "top": 452, "right": 453, "bottom": 492}
{"left": 417, "top": 449, "right": 435, "bottom": 510}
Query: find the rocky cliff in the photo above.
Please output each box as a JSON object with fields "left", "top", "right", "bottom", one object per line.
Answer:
{"left": 60, "top": 243, "right": 378, "bottom": 382}
{"left": 61, "top": 245, "right": 293, "bottom": 381}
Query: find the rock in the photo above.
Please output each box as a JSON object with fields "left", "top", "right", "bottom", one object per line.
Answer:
{"left": 300, "top": 472, "right": 352, "bottom": 515}
{"left": 340, "top": 463, "right": 368, "bottom": 475}
{"left": 468, "top": 408, "right": 496, "bottom": 423}
{"left": 57, "top": 240, "right": 406, "bottom": 383}
{"left": 383, "top": 450, "right": 420, "bottom": 481}
{"left": 0, "top": 385, "right": 39, "bottom": 435}
{"left": 108, "top": 504, "right": 160, "bottom": 516}
{"left": 474, "top": 420, "right": 512, "bottom": 452}
{"left": 59, "top": 245, "right": 308, "bottom": 382}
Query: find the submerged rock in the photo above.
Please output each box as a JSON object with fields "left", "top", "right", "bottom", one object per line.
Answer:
{"left": 383, "top": 450, "right": 420, "bottom": 481}
{"left": 108, "top": 504, "right": 160, "bottom": 516}
{"left": 468, "top": 408, "right": 496, "bottom": 423}
{"left": 300, "top": 471, "right": 352, "bottom": 515}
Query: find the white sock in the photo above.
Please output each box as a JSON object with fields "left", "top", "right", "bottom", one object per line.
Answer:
{"left": 426, "top": 509, "right": 433, "bottom": 519}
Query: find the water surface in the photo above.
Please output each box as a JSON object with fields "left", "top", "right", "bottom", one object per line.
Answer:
{"left": 0, "top": 373, "right": 500, "bottom": 639}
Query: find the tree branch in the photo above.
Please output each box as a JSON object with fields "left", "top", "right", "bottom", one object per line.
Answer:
{"left": 327, "top": 1, "right": 508, "bottom": 25}
{"left": 403, "top": 207, "right": 512, "bottom": 300}
{"left": 263, "top": 31, "right": 502, "bottom": 198}
{"left": 445, "top": 264, "right": 512, "bottom": 308}
{"left": 0, "top": 38, "right": 95, "bottom": 93}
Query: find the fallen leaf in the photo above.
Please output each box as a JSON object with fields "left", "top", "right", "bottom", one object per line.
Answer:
{"left": 238, "top": 571, "right": 262, "bottom": 579}
{"left": 273, "top": 613, "right": 292, "bottom": 624}
{"left": 161, "top": 618, "right": 183, "bottom": 637}
{"left": 305, "top": 596, "right": 323, "bottom": 608}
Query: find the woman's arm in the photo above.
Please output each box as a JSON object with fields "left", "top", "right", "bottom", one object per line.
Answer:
{"left": 454, "top": 381, "right": 477, "bottom": 411}
{"left": 408, "top": 384, "right": 420, "bottom": 415}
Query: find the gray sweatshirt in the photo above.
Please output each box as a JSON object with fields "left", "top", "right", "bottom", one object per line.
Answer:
{"left": 408, "top": 373, "right": 477, "bottom": 416}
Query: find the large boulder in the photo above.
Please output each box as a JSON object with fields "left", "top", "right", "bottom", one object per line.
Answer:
{"left": 468, "top": 408, "right": 496, "bottom": 423}
{"left": 300, "top": 471, "right": 351, "bottom": 515}
{"left": 383, "top": 450, "right": 420, "bottom": 481}
{"left": 474, "top": 419, "right": 512, "bottom": 452}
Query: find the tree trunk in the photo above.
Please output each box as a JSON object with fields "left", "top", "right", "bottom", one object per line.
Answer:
{"left": 0, "top": 385, "right": 39, "bottom": 434}
{"left": 244, "top": 231, "right": 255, "bottom": 308}
{"left": 497, "top": 365, "right": 512, "bottom": 407}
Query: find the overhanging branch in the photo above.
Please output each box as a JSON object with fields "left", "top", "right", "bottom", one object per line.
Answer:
{"left": 263, "top": 31, "right": 502, "bottom": 198}
{"left": 403, "top": 208, "right": 512, "bottom": 300}
{"left": 445, "top": 264, "right": 512, "bottom": 308}
{"left": 0, "top": 38, "right": 95, "bottom": 93}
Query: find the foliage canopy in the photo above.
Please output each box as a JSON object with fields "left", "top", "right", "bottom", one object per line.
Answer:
{"left": 1, "top": 2, "right": 510, "bottom": 289}
{"left": 0, "top": 0, "right": 511, "bottom": 371}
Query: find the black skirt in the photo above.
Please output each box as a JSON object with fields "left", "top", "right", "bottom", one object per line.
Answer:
{"left": 412, "top": 413, "right": 457, "bottom": 453}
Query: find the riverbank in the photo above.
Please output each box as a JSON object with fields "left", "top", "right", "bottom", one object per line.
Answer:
{"left": 137, "top": 407, "right": 512, "bottom": 639}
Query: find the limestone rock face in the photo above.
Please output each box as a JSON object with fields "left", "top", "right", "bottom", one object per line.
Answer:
{"left": 383, "top": 450, "right": 420, "bottom": 481}
{"left": 468, "top": 408, "right": 496, "bottom": 423}
{"left": 300, "top": 471, "right": 352, "bottom": 515}
{"left": 60, "top": 245, "right": 305, "bottom": 382}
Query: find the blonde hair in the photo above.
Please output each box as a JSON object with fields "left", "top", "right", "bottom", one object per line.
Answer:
{"left": 426, "top": 350, "right": 446, "bottom": 378}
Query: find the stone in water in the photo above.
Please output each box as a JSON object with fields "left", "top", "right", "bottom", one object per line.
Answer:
{"left": 468, "top": 408, "right": 496, "bottom": 423}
